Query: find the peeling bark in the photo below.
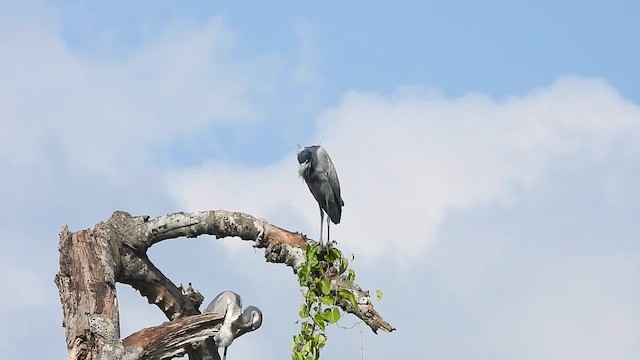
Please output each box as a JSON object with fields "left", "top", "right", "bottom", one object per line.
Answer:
{"left": 122, "top": 313, "right": 222, "bottom": 360}
{"left": 55, "top": 209, "right": 394, "bottom": 360}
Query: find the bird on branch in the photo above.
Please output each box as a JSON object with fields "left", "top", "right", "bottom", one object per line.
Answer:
{"left": 204, "top": 290, "right": 263, "bottom": 360}
{"left": 297, "top": 145, "right": 344, "bottom": 248}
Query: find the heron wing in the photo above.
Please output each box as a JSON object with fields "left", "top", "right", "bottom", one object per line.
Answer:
{"left": 205, "top": 291, "right": 243, "bottom": 321}
{"left": 316, "top": 147, "right": 343, "bottom": 206}
{"left": 204, "top": 292, "right": 228, "bottom": 316}
{"left": 315, "top": 147, "right": 344, "bottom": 224}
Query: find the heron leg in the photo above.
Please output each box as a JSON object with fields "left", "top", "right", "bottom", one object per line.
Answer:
{"left": 223, "top": 347, "right": 228, "bottom": 360}
{"left": 326, "top": 215, "right": 331, "bottom": 245}
{"left": 319, "top": 207, "right": 324, "bottom": 247}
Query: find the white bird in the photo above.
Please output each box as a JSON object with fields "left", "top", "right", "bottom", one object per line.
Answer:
{"left": 204, "top": 291, "right": 263, "bottom": 360}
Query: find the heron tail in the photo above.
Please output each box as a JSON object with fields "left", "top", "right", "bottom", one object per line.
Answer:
{"left": 327, "top": 199, "right": 342, "bottom": 224}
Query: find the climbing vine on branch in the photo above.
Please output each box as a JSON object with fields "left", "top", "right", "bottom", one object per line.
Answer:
{"left": 292, "top": 244, "right": 362, "bottom": 360}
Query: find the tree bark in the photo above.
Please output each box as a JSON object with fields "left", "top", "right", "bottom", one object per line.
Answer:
{"left": 123, "top": 313, "right": 221, "bottom": 360}
{"left": 54, "top": 210, "right": 395, "bottom": 360}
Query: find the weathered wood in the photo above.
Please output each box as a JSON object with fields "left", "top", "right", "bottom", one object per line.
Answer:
{"left": 55, "top": 209, "right": 394, "bottom": 360}
{"left": 120, "top": 248, "right": 200, "bottom": 320}
{"left": 54, "top": 218, "right": 220, "bottom": 360}
{"left": 123, "top": 313, "right": 223, "bottom": 360}
{"left": 54, "top": 225, "right": 138, "bottom": 359}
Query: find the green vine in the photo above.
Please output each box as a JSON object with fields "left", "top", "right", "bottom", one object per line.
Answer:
{"left": 291, "top": 243, "right": 359, "bottom": 360}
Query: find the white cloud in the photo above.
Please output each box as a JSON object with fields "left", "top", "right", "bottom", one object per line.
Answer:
{"left": 0, "top": 7, "right": 287, "bottom": 358}
{"left": 290, "top": 20, "right": 322, "bottom": 89}
{"left": 0, "top": 266, "right": 49, "bottom": 311}
{"left": 0, "top": 14, "right": 278, "bottom": 182}
{"left": 485, "top": 255, "right": 640, "bottom": 360}
{"left": 166, "top": 77, "right": 640, "bottom": 261}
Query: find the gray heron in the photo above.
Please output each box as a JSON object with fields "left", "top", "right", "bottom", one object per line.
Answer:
{"left": 204, "top": 290, "right": 263, "bottom": 360}
{"left": 297, "top": 145, "right": 344, "bottom": 247}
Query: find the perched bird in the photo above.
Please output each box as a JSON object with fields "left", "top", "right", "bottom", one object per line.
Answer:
{"left": 204, "top": 291, "right": 263, "bottom": 360}
{"left": 234, "top": 305, "right": 263, "bottom": 338}
{"left": 297, "top": 145, "right": 344, "bottom": 247}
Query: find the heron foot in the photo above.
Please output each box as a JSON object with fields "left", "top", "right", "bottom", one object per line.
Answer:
{"left": 316, "top": 241, "right": 328, "bottom": 255}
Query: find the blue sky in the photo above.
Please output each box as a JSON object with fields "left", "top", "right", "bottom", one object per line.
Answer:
{"left": 1, "top": 0, "right": 639, "bottom": 359}
{"left": 57, "top": 1, "right": 640, "bottom": 99}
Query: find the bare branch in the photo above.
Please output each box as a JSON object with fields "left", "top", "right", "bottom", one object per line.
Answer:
{"left": 119, "top": 248, "right": 201, "bottom": 320}
{"left": 329, "top": 269, "right": 396, "bottom": 333}
{"left": 123, "top": 210, "right": 395, "bottom": 333}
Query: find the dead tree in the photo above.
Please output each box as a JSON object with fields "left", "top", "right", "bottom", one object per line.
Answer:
{"left": 54, "top": 210, "right": 395, "bottom": 360}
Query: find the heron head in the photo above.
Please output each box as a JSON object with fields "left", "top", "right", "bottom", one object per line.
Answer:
{"left": 297, "top": 147, "right": 312, "bottom": 164}
{"left": 246, "top": 306, "right": 263, "bottom": 330}
{"left": 297, "top": 147, "right": 313, "bottom": 178}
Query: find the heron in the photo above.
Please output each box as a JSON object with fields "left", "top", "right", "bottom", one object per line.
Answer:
{"left": 204, "top": 291, "right": 263, "bottom": 360}
{"left": 297, "top": 145, "right": 344, "bottom": 247}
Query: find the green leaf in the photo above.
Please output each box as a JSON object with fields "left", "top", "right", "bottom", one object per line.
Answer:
{"left": 305, "top": 244, "right": 319, "bottom": 261}
{"left": 321, "top": 308, "right": 333, "bottom": 321}
{"left": 375, "top": 289, "right": 384, "bottom": 300}
{"left": 332, "top": 307, "right": 341, "bottom": 322}
{"left": 297, "top": 266, "right": 310, "bottom": 286}
{"left": 315, "top": 333, "right": 326, "bottom": 347}
{"left": 339, "top": 258, "right": 348, "bottom": 274}
{"left": 331, "top": 246, "right": 342, "bottom": 259}
{"left": 308, "top": 256, "right": 319, "bottom": 268}
{"left": 306, "top": 291, "right": 318, "bottom": 302}
{"left": 339, "top": 289, "right": 358, "bottom": 309}
{"left": 329, "top": 247, "right": 342, "bottom": 260}
{"left": 313, "top": 314, "right": 326, "bottom": 331}
{"left": 320, "top": 295, "right": 335, "bottom": 306}
{"left": 320, "top": 279, "right": 331, "bottom": 295}
{"left": 323, "top": 246, "right": 341, "bottom": 262}
{"left": 347, "top": 269, "right": 356, "bottom": 282}
{"left": 301, "top": 322, "right": 313, "bottom": 336}
{"left": 322, "top": 307, "right": 341, "bottom": 323}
